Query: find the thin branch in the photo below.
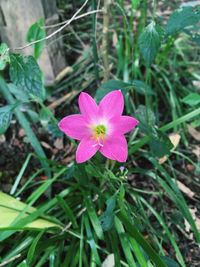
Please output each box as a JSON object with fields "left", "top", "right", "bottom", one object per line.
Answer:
{"left": 44, "top": 9, "right": 103, "bottom": 29}
{"left": 102, "top": 0, "right": 111, "bottom": 81}
{"left": 12, "top": 0, "right": 98, "bottom": 51}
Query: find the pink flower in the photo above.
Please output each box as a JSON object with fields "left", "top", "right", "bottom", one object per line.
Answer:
{"left": 58, "top": 90, "right": 138, "bottom": 163}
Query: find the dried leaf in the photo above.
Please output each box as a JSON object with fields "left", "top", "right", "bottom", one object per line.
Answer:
{"left": 192, "top": 145, "right": 200, "bottom": 160}
{"left": 188, "top": 124, "right": 200, "bottom": 141}
{"left": 41, "top": 141, "right": 52, "bottom": 150}
{"left": 185, "top": 208, "right": 200, "bottom": 235}
{"left": 0, "top": 134, "right": 5, "bottom": 143}
{"left": 159, "top": 133, "right": 181, "bottom": 164}
{"left": 54, "top": 138, "right": 64, "bottom": 150}
{"left": 102, "top": 254, "right": 115, "bottom": 267}
{"left": 175, "top": 180, "right": 195, "bottom": 199}
{"left": 55, "top": 66, "right": 73, "bottom": 82}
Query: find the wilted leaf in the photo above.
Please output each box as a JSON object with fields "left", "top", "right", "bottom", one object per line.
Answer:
{"left": 0, "top": 43, "right": 10, "bottom": 70}
{"left": 27, "top": 18, "right": 46, "bottom": 59}
{"left": 139, "top": 21, "right": 163, "bottom": 66}
{"left": 165, "top": 6, "right": 200, "bottom": 35}
{"left": 9, "top": 54, "right": 44, "bottom": 99}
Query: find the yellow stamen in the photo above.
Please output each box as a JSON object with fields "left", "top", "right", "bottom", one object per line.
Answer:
{"left": 92, "top": 124, "right": 106, "bottom": 141}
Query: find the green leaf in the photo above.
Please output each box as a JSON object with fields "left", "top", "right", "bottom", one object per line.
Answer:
{"left": 0, "top": 43, "right": 10, "bottom": 70}
{"left": 0, "top": 104, "right": 16, "bottom": 135}
{"left": 95, "top": 79, "right": 154, "bottom": 102}
{"left": 150, "top": 130, "right": 174, "bottom": 158}
{"left": 118, "top": 212, "right": 167, "bottom": 267}
{"left": 27, "top": 18, "right": 46, "bottom": 59}
{"left": 132, "top": 80, "right": 155, "bottom": 95}
{"left": 139, "top": 21, "right": 162, "bottom": 66}
{"left": 182, "top": 93, "right": 200, "bottom": 106}
{"left": 135, "top": 105, "right": 156, "bottom": 135}
{"left": 99, "top": 195, "right": 116, "bottom": 231}
{"left": 162, "top": 256, "right": 180, "bottom": 267}
{"left": 9, "top": 54, "right": 44, "bottom": 99}
{"left": 27, "top": 231, "right": 45, "bottom": 265}
{"left": 0, "top": 192, "right": 60, "bottom": 229}
{"left": 135, "top": 105, "right": 173, "bottom": 157}
{"left": 95, "top": 80, "right": 130, "bottom": 102}
{"left": 85, "top": 197, "right": 104, "bottom": 240}
{"left": 17, "top": 261, "right": 28, "bottom": 267}
{"left": 165, "top": 7, "right": 200, "bottom": 35}
{"left": 8, "top": 83, "right": 29, "bottom": 102}
{"left": 131, "top": 0, "right": 140, "bottom": 9}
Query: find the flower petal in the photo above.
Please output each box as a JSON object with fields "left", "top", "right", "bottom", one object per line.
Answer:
{"left": 76, "top": 137, "right": 99, "bottom": 163}
{"left": 99, "top": 90, "right": 124, "bottom": 119}
{"left": 99, "top": 135, "right": 128, "bottom": 162}
{"left": 58, "top": 114, "right": 89, "bottom": 140}
{"left": 78, "top": 92, "right": 99, "bottom": 119}
{"left": 111, "top": 116, "right": 139, "bottom": 135}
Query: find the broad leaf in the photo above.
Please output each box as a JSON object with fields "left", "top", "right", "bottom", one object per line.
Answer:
{"left": 95, "top": 79, "right": 154, "bottom": 102}
{"left": 135, "top": 105, "right": 173, "bottom": 157}
{"left": 132, "top": 80, "right": 154, "bottom": 95}
{"left": 150, "top": 130, "right": 174, "bottom": 158}
{"left": 0, "top": 104, "right": 16, "bottom": 135}
{"left": 165, "top": 6, "right": 200, "bottom": 35}
{"left": 182, "top": 93, "right": 200, "bottom": 106}
{"left": 0, "top": 43, "right": 10, "bottom": 70}
{"left": 135, "top": 105, "right": 156, "bottom": 135}
{"left": 139, "top": 21, "right": 163, "bottom": 66}
{"left": 8, "top": 83, "right": 29, "bottom": 102}
{"left": 9, "top": 54, "right": 44, "bottom": 99}
{"left": 27, "top": 18, "right": 46, "bottom": 60}
{"left": 0, "top": 192, "right": 60, "bottom": 229}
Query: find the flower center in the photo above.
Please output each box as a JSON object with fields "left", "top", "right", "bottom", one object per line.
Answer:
{"left": 93, "top": 124, "right": 106, "bottom": 138}
{"left": 91, "top": 124, "right": 107, "bottom": 146}
{"left": 95, "top": 124, "right": 106, "bottom": 135}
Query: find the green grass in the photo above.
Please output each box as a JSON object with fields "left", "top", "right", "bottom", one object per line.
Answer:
{"left": 0, "top": 1, "right": 200, "bottom": 266}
